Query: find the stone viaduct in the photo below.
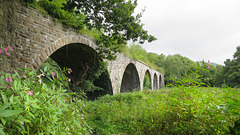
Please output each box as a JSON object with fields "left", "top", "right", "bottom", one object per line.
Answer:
{"left": 0, "top": 0, "right": 164, "bottom": 95}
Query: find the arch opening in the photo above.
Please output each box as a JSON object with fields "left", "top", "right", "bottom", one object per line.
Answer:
{"left": 159, "top": 75, "right": 162, "bottom": 88}
{"left": 153, "top": 73, "right": 158, "bottom": 90}
{"left": 143, "top": 70, "right": 152, "bottom": 90}
{"left": 120, "top": 63, "right": 140, "bottom": 93}
{"left": 38, "top": 43, "right": 113, "bottom": 100}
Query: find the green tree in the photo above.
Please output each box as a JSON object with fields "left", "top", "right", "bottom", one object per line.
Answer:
{"left": 66, "top": 0, "right": 156, "bottom": 54}
{"left": 162, "top": 54, "right": 197, "bottom": 84}
{"left": 223, "top": 46, "right": 240, "bottom": 87}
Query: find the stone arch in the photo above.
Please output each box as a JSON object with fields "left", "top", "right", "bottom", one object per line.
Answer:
{"left": 143, "top": 70, "right": 152, "bottom": 90}
{"left": 35, "top": 35, "right": 113, "bottom": 99}
{"left": 153, "top": 73, "right": 158, "bottom": 90}
{"left": 159, "top": 74, "right": 162, "bottom": 88}
{"left": 120, "top": 63, "right": 140, "bottom": 93}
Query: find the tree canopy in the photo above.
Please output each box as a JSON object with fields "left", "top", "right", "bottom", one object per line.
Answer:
{"left": 23, "top": 0, "right": 156, "bottom": 59}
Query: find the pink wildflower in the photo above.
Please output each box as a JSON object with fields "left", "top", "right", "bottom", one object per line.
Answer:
{"left": 4, "top": 48, "right": 7, "bottom": 52}
{"left": 52, "top": 72, "right": 56, "bottom": 78}
{"left": 187, "top": 97, "right": 190, "bottom": 100}
{"left": 210, "top": 110, "right": 212, "bottom": 112}
{"left": 28, "top": 91, "right": 33, "bottom": 95}
{"left": 39, "top": 79, "right": 42, "bottom": 84}
{"left": 7, "top": 52, "right": 10, "bottom": 56}
{"left": 9, "top": 78, "right": 12, "bottom": 83}
{"left": 69, "top": 78, "right": 71, "bottom": 82}
{"left": 0, "top": 49, "right": 2, "bottom": 53}
{"left": 9, "top": 46, "right": 13, "bottom": 51}
{"left": 188, "top": 81, "right": 191, "bottom": 85}
{"left": 6, "top": 78, "right": 9, "bottom": 82}
{"left": 21, "top": 121, "right": 24, "bottom": 125}
{"left": 207, "top": 65, "right": 210, "bottom": 69}
{"left": 83, "top": 103, "right": 85, "bottom": 107}
{"left": 68, "top": 68, "right": 72, "bottom": 74}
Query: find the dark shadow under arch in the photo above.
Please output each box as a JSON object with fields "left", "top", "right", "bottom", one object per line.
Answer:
{"left": 120, "top": 63, "right": 140, "bottom": 93}
{"left": 153, "top": 73, "right": 158, "bottom": 90}
{"left": 47, "top": 43, "right": 113, "bottom": 100}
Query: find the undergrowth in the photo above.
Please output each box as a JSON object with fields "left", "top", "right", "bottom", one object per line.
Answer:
{"left": 85, "top": 87, "right": 240, "bottom": 135}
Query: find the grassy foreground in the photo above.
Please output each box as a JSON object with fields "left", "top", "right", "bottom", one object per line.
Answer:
{"left": 84, "top": 87, "right": 240, "bottom": 135}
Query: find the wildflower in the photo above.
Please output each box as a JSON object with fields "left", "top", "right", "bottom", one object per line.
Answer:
{"left": 207, "top": 65, "right": 210, "bottom": 68}
{"left": 9, "top": 46, "right": 13, "bottom": 51}
{"left": 210, "top": 110, "right": 212, "bottom": 112}
{"left": 6, "top": 52, "right": 10, "bottom": 56}
{"left": 57, "top": 104, "right": 59, "bottom": 107}
{"left": 39, "top": 79, "right": 42, "bottom": 84}
{"left": 6, "top": 78, "right": 12, "bottom": 83}
{"left": 28, "top": 91, "right": 33, "bottom": 95}
{"left": 53, "top": 101, "right": 55, "bottom": 104}
{"left": 9, "top": 78, "right": 12, "bottom": 83}
{"left": 63, "top": 99, "right": 66, "bottom": 103}
{"left": 188, "top": 81, "right": 191, "bottom": 85}
{"left": 4, "top": 48, "right": 7, "bottom": 52}
{"left": 68, "top": 78, "right": 71, "bottom": 82}
{"left": 52, "top": 72, "right": 56, "bottom": 78}
{"left": 0, "top": 49, "right": 2, "bottom": 53}
{"left": 208, "top": 60, "right": 210, "bottom": 64}
{"left": 83, "top": 103, "right": 85, "bottom": 107}
{"left": 187, "top": 97, "right": 190, "bottom": 100}
{"left": 68, "top": 68, "right": 72, "bottom": 74}
{"left": 81, "top": 114, "right": 84, "bottom": 119}
{"left": 21, "top": 121, "right": 24, "bottom": 125}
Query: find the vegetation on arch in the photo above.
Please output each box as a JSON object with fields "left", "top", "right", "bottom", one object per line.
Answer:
{"left": 21, "top": 0, "right": 156, "bottom": 59}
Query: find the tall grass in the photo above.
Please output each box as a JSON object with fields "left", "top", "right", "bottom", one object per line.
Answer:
{"left": 85, "top": 87, "right": 240, "bottom": 134}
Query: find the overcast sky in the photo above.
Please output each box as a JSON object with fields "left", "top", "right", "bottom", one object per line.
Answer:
{"left": 133, "top": 0, "right": 240, "bottom": 65}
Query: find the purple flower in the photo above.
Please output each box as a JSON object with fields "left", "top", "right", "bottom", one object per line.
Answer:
{"left": 187, "top": 97, "right": 190, "bottom": 100}
{"left": 0, "top": 49, "right": 2, "bottom": 53}
{"left": 9, "top": 46, "right": 13, "bottom": 51}
{"left": 39, "top": 79, "right": 42, "bottom": 84}
{"left": 4, "top": 48, "right": 7, "bottom": 52}
{"left": 7, "top": 52, "right": 10, "bottom": 56}
{"left": 68, "top": 68, "right": 72, "bottom": 74}
{"left": 28, "top": 91, "right": 33, "bottom": 95}
{"left": 6, "top": 78, "right": 13, "bottom": 83}
{"left": 52, "top": 72, "right": 56, "bottom": 78}
{"left": 9, "top": 78, "right": 12, "bottom": 83}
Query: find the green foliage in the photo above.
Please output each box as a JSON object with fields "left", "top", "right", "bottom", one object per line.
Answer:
{"left": 22, "top": 0, "right": 156, "bottom": 58}
{"left": 38, "top": 0, "right": 85, "bottom": 30}
{"left": 0, "top": 68, "right": 91, "bottom": 134}
{"left": 124, "top": 44, "right": 164, "bottom": 73}
{"left": 222, "top": 46, "right": 240, "bottom": 88}
{"left": 85, "top": 70, "right": 240, "bottom": 134}
{"left": 143, "top": 72, "right": 151, "bottom": 89}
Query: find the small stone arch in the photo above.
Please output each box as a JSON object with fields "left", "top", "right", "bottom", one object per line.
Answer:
{"left": 143, "top": 70, "right": 152, "bottom": 90}
{"left": 159, "top": 74, "right": 163, "bottom": 88}
{"left": 120, "top": 63, "right": 140, "bottom": 93}
{"left": 153, "top": 73, "right": 158, "bottom": 90}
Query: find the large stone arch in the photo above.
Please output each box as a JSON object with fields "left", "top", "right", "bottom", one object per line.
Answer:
{"left": 34, "top": 36, "right": 113, "bottom": 99}
{"left": 153, "top": 73, "right": 158, "bottom": 90}
{"left": 120, "top": 63, "right": 140, "bottom": 93}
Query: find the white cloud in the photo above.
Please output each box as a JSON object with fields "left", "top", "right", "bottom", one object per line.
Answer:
{"left": 134, "top": 0, "right": 240, "bottom": 64}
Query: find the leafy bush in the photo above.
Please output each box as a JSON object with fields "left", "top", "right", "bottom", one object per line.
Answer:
{"left": 0, "top": 68, "right": 90, "bottom": 134}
